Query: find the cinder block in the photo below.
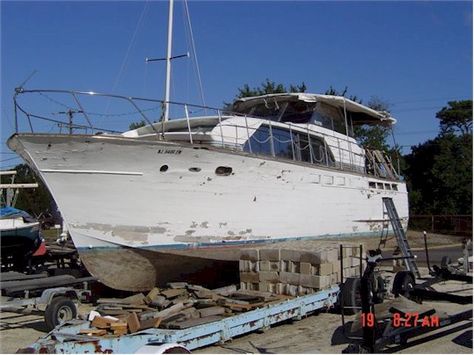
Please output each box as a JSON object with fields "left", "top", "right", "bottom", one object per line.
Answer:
{"left": 240, "top": 249, "right": 259, "bottom": 261}
{"left": 258, "top": 271, "right": 279, "bottom": 283}
{"left": 240, "top": 272, "right": 259, "bottom": 283}
{"left": 286, "top": 284, "right": 298, "bottom": 297}
{"left": 276, "top": 283, "right": 285, "bottom": 295}
{"left": 300, "top": 251, "right": 326, "bottom": 265}
{"left": 259, "top": 249, "right": 281, "bottom": 261}
{"left": 289, "top": 261, "right": 300, "bottom": 273}
{"left": 300, "top": 262, "right": 312, "bottom": 275}
{"left": 326, "top": 249, "right": 339, "bottom": 262}
{"left": 260, "top": 282, "right": 280, "bottom": 294}
{"left": 318, "top": 263, "right": 333, "bottom": 276}
{"left": 279, "top": 272, "right": 300, "bottom": 285}
{"left": 280, "top": 260, "right": 289, "bottom": 272}
{"left": 240, "top": 260, "right": 258, "bottom": 272}
{"left": 280, "top": 249, "right": 302, "bottom": 262}
{"left": 259, "top": 260, "right": 280, "bottom": 272}
{"left": 299, "top": 274, "right": 331, "bottom": 289}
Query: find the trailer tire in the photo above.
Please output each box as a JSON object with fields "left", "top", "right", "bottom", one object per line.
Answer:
{"left": 392, "top": 271, "right": 415, "bottom": 298}
{"left": 44, "top": 296, "right": 77, "bottom": 331}
{"left": 340, "top": 277, "right": 361, "bottom": 315}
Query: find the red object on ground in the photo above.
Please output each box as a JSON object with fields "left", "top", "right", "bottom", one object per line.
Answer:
{"left": 32, "top": 241, "right": 47, "bottom": 256}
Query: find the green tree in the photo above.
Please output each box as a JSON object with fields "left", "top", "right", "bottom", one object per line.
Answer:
{"left": 403, "top": 100, "right": 473, "bottom": 215}
{"left": 234, "top": 79, "right": 307, "bottom": 99}
{"left": 436, "top": 100, "right": 472, "bottom": 135}
{"left": 129, "top": 120, "right": 147, "bottom": 130}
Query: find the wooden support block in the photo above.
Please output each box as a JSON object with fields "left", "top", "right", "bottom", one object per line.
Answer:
{"left": 127, "top": 312, "right": 141, "bottom": 334}
{"left": 79, "top": 328, "right": 107, "bottom": 336}
{"left": 239, "top": 249, "right": 259, "bottom": 261}
{"left": 288, "top": 261, "right": 300, "bottom": 273}
{"left": 259, "top": 249, "right": 281, "bottom": 261}
{"left": 91, "top": 316, "right": 119, "bottom": 329}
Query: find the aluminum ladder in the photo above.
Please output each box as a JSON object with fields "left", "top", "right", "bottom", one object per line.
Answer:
{"left": 382, "top": 197, "right": 420, "bottom": 278}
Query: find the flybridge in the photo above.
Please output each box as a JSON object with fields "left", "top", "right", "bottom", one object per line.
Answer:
{"left": 12, "top": 88, "right": 401, "bottom": 181}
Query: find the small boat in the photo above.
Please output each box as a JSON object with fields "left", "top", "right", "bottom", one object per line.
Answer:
{"left": 0, "top": 206, "right": 44, "bottom": 270}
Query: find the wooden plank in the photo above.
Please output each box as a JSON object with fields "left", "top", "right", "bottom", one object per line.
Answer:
{"left": 198, "top": 306, "right": 226, "bottom": 318}
{"left": 211, "top": 285, "right": 237, "bottom": 297}
{"left": 126, "top": 312, "right": 140, "bottom": 334}
{"left": 138, "top": 317, "right": 162, "bottom": 330}
{"left": 161, "top": 288, "right": 187, "bottom": 299}
{"left": 78, "top": 329, "right": 107, "bottom": 336}
{"left": 167, "top": 282, "right": 188, "bottom": 289}
{"left": 121, "top": 293, "right": 146, "bottom": 305}
{"left": 91, "top": 316, "right": 119, "bottom": 329}
{"left": 144, "top": 288, "right": 161, "bottom": 304}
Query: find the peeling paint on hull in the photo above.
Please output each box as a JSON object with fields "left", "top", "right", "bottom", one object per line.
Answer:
{"left": 7, "top": 133, "right": 409, "bottom": 291}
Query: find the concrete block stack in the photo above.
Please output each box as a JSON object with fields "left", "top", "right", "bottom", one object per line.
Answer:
{"left": 239, "top": 244, "right": 364, "bottom": 296}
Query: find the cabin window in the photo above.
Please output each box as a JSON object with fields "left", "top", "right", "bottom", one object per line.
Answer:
{"left": 243, "top": 125, "right": 333, "bottom": 166}
{"left": 369, "top": 181, "right": 376, "bottom": 188}
{"left": 377, "top": 182, "right": 384, "bottom": 189}
{"left": 243, "top": 125, "right": 273, "bottom": 156}
{"left": 384, "top": 183, "right": 391, "bottom": 190}
{"left": 279, "top": 101, "right": 314, "bottom": 123}
{"left": 311, "top": 102, "right": 346, "bottom": 135}
{"left": 272, "top": 128, "right": 295, "bottom": 159}
{"left": 391, "top": 184, "right": 398, "bottom": 191}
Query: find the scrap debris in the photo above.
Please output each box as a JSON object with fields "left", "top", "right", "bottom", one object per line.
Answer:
{"left": 81, "top": 282, "right": 291, "bottom": 336}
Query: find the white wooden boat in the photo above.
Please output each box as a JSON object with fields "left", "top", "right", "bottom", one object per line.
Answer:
{"left": 8, "top": 91, "right": 408, "bottom": 290}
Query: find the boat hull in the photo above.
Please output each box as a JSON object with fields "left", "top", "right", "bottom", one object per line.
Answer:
{"left": 8, "top": 133, "right": 409, "bottom": 290}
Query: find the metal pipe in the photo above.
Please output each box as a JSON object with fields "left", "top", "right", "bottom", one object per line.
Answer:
{"left": 184, "top": 104, "right": 193, "bottom": 144}
{"left": 163, "top": 0, "right": 174, "bottom": 122}
{"left": 244, "top": 115, "right": 252, "bottom": 153}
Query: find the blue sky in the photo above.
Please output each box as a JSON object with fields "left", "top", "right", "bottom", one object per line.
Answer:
{"left": 1, "top": 0, "right": 472, "bottom": 168}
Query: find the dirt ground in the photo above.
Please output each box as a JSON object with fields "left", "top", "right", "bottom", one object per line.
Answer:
{"left": 0, "top": 233, "right": 471, "bottom": 354}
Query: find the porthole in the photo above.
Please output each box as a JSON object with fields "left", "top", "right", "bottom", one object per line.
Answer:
{"left": 189, "top": 167, "right": 201, "bottom": 172}
{"left": 215, "top": 166, "right": 233, "bottom": 176}
{"left": 160, "top": 165, "right": 169, "bottom": 172}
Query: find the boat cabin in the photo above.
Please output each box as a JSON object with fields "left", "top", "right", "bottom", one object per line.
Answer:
{"left": 123, "top": 93, "right": 399, "bottom": 180}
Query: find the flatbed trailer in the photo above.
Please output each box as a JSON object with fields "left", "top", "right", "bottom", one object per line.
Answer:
{"left": 21, "top": 286, "right": 339, "bottom": 353}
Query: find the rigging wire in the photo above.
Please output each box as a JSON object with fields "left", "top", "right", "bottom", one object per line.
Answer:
{"left": 183, "top": 0, "right": 206, "bottom": 109}
{"left": 105, "top": 0, "right": 150, "bottom": 113}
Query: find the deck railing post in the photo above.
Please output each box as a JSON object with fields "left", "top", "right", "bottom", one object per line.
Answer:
{"left": 289, "top": 123, "right": 295, "bottom": 161}
{"left": 337, "top": 139, "right": 343, "bottom": 169}
{"left": 217, "top": 109, "right": 225, "bottom": 148}
{"left": 268, "top": 120, "right": 275, "bottom": 157}
{"left": 184, "top": 104, "right": 193, "bottom": 144}
{"left": 307, "top": 127, "right": 313, "bottom": 164}
{"left": 244, "top": 115, "right": 252, "bottom": 153}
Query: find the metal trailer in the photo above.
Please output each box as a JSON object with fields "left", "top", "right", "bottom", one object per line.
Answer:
{"left": 0, "top": 273, "right": 96, "bottom": 331}
{"left": 20, "top": 286, "right": 339, "bottom": 353}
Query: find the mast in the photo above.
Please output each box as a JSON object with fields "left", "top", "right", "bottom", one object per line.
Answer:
{"left": 163, "top": 0, "right": 174, "bottom": 122}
